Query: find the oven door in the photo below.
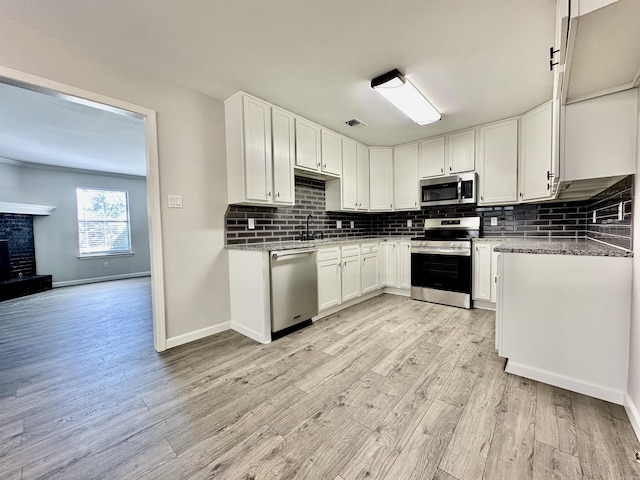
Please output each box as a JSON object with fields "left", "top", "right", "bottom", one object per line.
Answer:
{"left": 411, "top": 252, "right": 471, "bottom": 294}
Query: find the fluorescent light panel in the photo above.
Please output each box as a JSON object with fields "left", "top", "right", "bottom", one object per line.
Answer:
{"left": 371, "top": 69, "right": 441, "bottom": 126}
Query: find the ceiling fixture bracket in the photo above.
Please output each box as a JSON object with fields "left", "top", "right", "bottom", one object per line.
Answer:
{"left": 370, "top": 68, "right": 441, "bottom": 126}
{"left": 345, "top": 118, "right": 367, "bottom": 128}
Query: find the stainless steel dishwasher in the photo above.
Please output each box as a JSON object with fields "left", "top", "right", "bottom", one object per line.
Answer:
{"left": 270, "top": 249, "right": 318, "bottom": 333}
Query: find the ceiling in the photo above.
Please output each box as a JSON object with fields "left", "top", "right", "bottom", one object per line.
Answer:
{"left": 0, "top": 82, "right": 147, "bottom": 176}
{"left": 0, "top": 0, "right": 556, "bottom": 148}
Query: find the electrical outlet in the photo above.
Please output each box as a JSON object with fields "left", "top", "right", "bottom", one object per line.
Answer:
{"left": 168, "top": 194, "right": 183, "bottom": 208}
{"left": 248, "top": 218, "right": 255, "bottom": 230}
{"left": 491, "top": 217, "right": 498, "bottom": 226}
{"left": 337, "top": 220, "right": 342, "bottom": 229}
{"left": 350, "top": 221, "right": 354, "bottom": 228}
{"left": 407, "top": 220, "right": 412, "bottom": 228}
{"left": 103, "top": 261, "right": 109, "bottom": 268}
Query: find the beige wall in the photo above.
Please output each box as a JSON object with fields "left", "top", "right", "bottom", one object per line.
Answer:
{"left": 0, "top": 16, "right": 231, "bottom": 340}
{"left": 630, "top": 90, "right": 640, "bottom": 437}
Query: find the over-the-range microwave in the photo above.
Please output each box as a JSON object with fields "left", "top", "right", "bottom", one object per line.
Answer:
{"left": 420, "top": 172, "right": 477, "bottom": 207}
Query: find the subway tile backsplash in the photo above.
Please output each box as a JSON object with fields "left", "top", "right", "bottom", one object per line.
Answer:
{"left": 225, "top": 175, "right": 633, "bottom": 249}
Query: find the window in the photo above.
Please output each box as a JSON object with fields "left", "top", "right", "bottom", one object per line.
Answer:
{"left": 76, "top": 188, "right": 131, "bottom": 256}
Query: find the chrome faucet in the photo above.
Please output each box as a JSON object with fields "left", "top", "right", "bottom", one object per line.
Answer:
{"left": 305, "top": 214, "right": 314, "bottom": 240}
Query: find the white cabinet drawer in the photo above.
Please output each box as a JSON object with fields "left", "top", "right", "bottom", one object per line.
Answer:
{"left": 360, "top": 242, "right": 378, "bottom": 254}
{"left": 317, "top": 247, "right": 340, "bottom": 262}
{"left": 341, "top": 245, "right": 361, "bottom": 258}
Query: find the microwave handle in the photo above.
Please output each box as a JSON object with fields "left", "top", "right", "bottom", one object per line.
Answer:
{"left": 457, "top": 179, "right": 462, "bottom": 201}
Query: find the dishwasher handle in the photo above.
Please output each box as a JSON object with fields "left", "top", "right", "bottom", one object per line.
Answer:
{"left": 271, "top": 249, "right": 316, "bottom": 260}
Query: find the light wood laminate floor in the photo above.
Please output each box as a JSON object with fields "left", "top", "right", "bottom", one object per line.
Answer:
{"left": 1, "top": 278, "right": 639, "bottom": 479}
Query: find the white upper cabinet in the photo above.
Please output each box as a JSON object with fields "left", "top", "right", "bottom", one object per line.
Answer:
{"left": 224, "top": 93, "right": 294, "bottom": 205}
{"left": 519, "top": 101, "right": 554, "bottom": 202}
{"left": 356, "top": 144, "right": 370, "bottom": 211}
{"left": 563, "top": 88, "right": 637, "bottom": 181}
{"left": 419, "top": 136, "right": 446, "bottom": 178}
{"left": 295, "top": 117, "right": 322, "bottom": 171}
{"left": 447, "top": 129, "right": 476, "bottom": 174}
{"left": 477, "top": 118, "right": 518, "bottom": 205}
{"left": 393, "top": 143, "right": 420, "bottom": 210}
{"left": 271, "top": 107, "right": 295, "bottom": 205}
{"left": 321, "top": 129, "right": 342, "bottom": 176}
{"left": 341, "top": 138, "right": 358, "bottom": 210}
{"left": 326, "top": 140, "right": 369, "bottom": 212}
{"left": 369, "top": 148, "right": 394, "bottom": 211}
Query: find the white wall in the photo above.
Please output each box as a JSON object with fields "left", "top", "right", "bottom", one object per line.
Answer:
{"left": 0, "top": 16, "right": 231, "bottom": 341}
{"left": 0, "top": 161, "right": 150, "bottom": 284}
{"left": 629, "top": 92, "right": 640, "bottom": 440}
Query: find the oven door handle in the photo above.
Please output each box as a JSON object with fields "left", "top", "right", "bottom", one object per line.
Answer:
{"left": 411, "top": 247, "right": 471, "bottom": 256}
{"left": 457, "top": 179, "right": 462, "bottom": 202}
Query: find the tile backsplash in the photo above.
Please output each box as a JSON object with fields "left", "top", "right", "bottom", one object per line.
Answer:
{"left": 225, "top": 175, "right": 633, "bottom": 249}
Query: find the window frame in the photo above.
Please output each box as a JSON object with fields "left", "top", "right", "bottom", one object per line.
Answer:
{"left": 75, "top": 187, "right": 133, "bottom": 257}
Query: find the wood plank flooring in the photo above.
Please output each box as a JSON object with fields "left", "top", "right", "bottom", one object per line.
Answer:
{"left": 1, "top": 278, "right": 639, "bottom": 479}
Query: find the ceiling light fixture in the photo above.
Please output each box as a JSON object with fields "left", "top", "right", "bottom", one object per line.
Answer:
{"left": 370, "top": 69, "right": 441, "bottom": 126}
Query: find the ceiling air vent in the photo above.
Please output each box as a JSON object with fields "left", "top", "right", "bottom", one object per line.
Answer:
{"left": 345, "top": 118, "right": 367, "bottom": 128}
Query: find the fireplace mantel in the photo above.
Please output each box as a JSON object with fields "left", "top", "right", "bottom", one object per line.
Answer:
{"left": 0, "top": 202, "right": 56, "bottom": 216}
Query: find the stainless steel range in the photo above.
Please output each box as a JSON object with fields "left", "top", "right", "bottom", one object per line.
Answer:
{"left": 410, "top": 217, "right": 480, "bottom": 309}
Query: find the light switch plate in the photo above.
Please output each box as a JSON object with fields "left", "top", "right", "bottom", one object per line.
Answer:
{"left": 168, "top": 194, "right": 183, "bottom": 208}
{"left": 350, "top": 221, "right": 355, "bottom": 228}
{"left": 491, "top": 217, "right": 498, "bottom": 226}
{"left": 248, "top": 218, "right": 255, "bottom": 229}
{"left": 407, "top": 220, "right": 412, "bottom": 228}
{"left": 337, "top": 220, "right": 342, "bottom": 229}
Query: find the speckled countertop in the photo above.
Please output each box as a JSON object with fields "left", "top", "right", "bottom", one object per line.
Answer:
{"left": 225, "top": 236, "right": 411, "bottom": 252}
{"left": 491, "top": 238, "right": 632, "bottom": 257}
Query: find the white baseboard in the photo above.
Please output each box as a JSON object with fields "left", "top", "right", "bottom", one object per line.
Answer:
{"left": 166, "top": 322, "right": 230, "bottom": 349}
{"left": 383, "top": 287, "right": 411, "bottom": 297}
{"left": 52, "top": 271, "right": 151, "bottom": 288}
{"left": 473, "top": 299, "right": 496, "bottom": 311}
{"left": 314, "top": 290, "right": 384, "bottom": 321}
{"left": 231, "top": 322, "right": 268, "bottom": 344}
{"left": 624, "top": 393, "right": 640, "bottom": 443}
{"left": 506, "top": 360, "right": 625, "bottom": 405}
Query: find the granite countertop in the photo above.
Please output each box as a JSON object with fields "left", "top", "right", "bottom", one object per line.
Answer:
{"left": 492, "top": 238, "right": 632, "bottom": 257}
{"left": 225, "top": 236, "right": 411, "bottom": 252}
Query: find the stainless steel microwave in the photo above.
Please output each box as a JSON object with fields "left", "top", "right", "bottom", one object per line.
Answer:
{"left": 420, "top": 172, "right": 477, "bottom": 207}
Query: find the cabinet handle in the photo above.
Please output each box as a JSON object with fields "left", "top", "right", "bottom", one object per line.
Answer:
{"left": 390, "top": 204, "right": 393, "bottom": 209}
{"left": 276, "top": 192, "right": 280, "bottom": 198}
{"left": 441, "top": 168, "right": 443, "bottom": 173}
{"left": 519, "top": 192, "right": 523, "bottom": 198}
{"left": 549, "top": 46, "right": 560, "bottom": 71}
{"left": 547, "top": 183, "right": 550, "bottom": 191}
{"left": 338, "top": 263, "right": 341, "bottom": 269}
{"left": 323, "top": 163, "right": 327, "bottom": 169}
{"left": 363, "top": 257, "right": 366, "bottom": 263}
{"left": 449, "top": 166, "right": 452, "bottom": 171}
{"left": 317, "top": 162, "right": 321, "bottom": 168}
{"left": 358, "top": 203, "right": 361, "bottom": 208}
{"left": 414, "top": 201, "right": 417, "bottom": 206}
{"left": 267, "top": 191, "right": 272, "bottom": 197}
{"left": 547, "top": 170, "right": 555, "bottom": 180}
{"left": 480, "top": 195, "right": 484, "bottom": 201}
{"left": 476, "top": 246, "right": 479, "bottom": 252}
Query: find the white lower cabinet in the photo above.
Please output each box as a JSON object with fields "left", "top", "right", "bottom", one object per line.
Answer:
{"left": 361, "top": 243, "right": 380, "bottom": 294}
{"left": 341, "top": 245, "right": 361, "bottom": 302}
{"left": 399, "top": 241, "right": 411, "bottom": 289}
{"left": 472, "top": 241, "right": 501, "bottom": 305}
{"left": 382, "top": 241, "right": 398, "bottom": 287}
{"left": 317, "top": 248, "right": 341, "bottom": 311}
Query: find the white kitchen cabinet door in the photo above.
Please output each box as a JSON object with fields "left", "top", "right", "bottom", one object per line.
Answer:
{"left": 341, "top": 255, "right": 361, "bottom": 302}
{"left": 295, "top": 117, "right": 321, "bottom": 171}
{"left": 472, "top": 243, "right": 492, "bottom": 301}
{"left": 271, "top": 107, "right": 295, "bottom": 205}
{"left": 447, "top": 129, "right": 475, "bottom": 174}
{"left": 393, "top": 143, "right": 420, "bottom": 210}
{"left": 490, "top": 248, "right": 499, "bottom": 303}
{"left": 398, "top": 241, "right": 412, "bottom": 289}
{"left": 317, "top": 258, "right": 341, "bottom": 311}
{"left": 361, "top": 253, "right": 380, "bottom": 294}
{"left": 383, "top": 242, "right": 398, "bottom": 287}
{"left": 242, "top": 95, "right": 273, "bottom": 202}
{"left": 519, "top": 101, "right": 553, "bottom": 202}
{"left": 369, "top": 148, "right": 394, "bottom": 211}
{"left": 356, "top": 144, "right": 370, "bottom": 210}
{"left": 419, "top": 136, "right": 446, "bottom": 178}
{"left": 477, "top": 119, "right": 518, "bottom": 205}
{"left": 341, "top": 138, "right": 358, "bottom": 210}
{"left": 321, "top": 129, "right": 342, "bottom": 176}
